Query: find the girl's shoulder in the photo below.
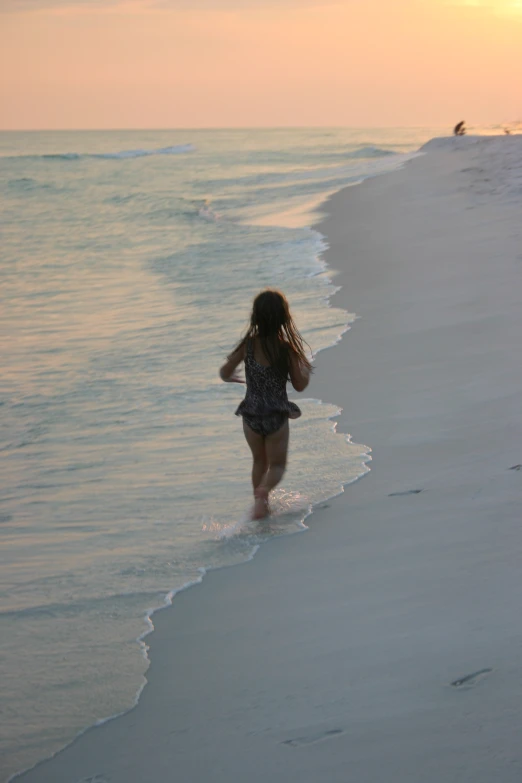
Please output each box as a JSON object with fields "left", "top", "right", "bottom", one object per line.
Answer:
{"left": 227, "top": 338, "right": 246, "bottom": 362}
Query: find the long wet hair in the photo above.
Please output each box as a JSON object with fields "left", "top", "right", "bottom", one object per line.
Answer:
{"left": 235, "top": 290, "right": 313, "bottom": 379}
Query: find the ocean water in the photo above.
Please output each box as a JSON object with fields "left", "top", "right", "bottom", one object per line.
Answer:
{"left": 0, "top": 128, "right": 435, "bottom": 781}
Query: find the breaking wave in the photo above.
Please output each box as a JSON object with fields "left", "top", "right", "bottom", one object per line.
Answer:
{"left": 3, "top": 144, "right": 195, "bottom": 162}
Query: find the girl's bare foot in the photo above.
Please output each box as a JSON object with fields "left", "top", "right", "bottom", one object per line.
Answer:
{"left": 252, "top": 487, "right": 269, "bottom": 520}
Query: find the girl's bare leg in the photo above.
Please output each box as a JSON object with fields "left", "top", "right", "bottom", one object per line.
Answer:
{"left": 242, "top": 420, "right": 268, "bottom": 492}
{"left": 258, "top": 419, "right": 289, "bottom": 496}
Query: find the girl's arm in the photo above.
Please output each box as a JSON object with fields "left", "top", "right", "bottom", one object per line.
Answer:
{"left": 288, "top": 349, "right": 311, "bottom": 392}
{"left": 219, "top": 343, "right": 245, "bottom": 383}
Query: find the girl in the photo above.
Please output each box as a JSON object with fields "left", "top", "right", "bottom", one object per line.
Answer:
{"left": 220, "top": 290, "right": 312, "bottom": 520}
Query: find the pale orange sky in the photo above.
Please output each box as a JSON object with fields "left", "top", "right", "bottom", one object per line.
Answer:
{"left": 0, "top": 0, "right": 521, "bottom": 129}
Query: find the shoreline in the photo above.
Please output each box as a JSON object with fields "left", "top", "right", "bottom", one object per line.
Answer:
{"left": 4, "top": 144, "right": 373, "bottom": 783}
{"left": 13, "top": 134, "right": 522, "bottom": 782}
{"left": 7, "top": 243, "right": 369, "bottom": 783}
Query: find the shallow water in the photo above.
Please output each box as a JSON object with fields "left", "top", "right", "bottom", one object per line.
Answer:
{"left": 0, "top": 127, "right": 436, "bottom": 781}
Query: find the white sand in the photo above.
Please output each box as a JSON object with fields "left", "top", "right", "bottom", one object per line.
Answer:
{"left": 15, "top": 135, "right": 522, "bottom": 782}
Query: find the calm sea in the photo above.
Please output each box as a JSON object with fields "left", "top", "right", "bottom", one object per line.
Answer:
{"left": 0, "top": 128, "right": 435, "bottom": 780}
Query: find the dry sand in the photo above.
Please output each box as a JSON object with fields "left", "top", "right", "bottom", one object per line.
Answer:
{"left": 15, "top": 135, "right": 522, "bottom": 782}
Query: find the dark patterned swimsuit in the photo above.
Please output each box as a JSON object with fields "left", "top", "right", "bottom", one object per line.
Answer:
{"left": 235, "top": 339, "right": 301, "bottom": 436}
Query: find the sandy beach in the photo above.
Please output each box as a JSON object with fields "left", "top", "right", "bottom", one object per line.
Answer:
{"left": 14, "top": 134, "right": 522, "bottom": 782}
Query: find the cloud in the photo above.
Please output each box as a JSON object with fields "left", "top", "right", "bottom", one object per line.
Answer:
{"left": 0, "top": 0, "right": 348, "bottom": 12}
{"left": 0, "top": 0, "right": 130, "bottom": 10}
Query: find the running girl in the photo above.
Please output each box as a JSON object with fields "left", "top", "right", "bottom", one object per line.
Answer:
{"left": 219, "top": 290, "right": 312, "bottom": 519}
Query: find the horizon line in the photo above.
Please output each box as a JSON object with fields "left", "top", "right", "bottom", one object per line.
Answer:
{"left": 1, "top": 123, "right": 502, "bottom": 133}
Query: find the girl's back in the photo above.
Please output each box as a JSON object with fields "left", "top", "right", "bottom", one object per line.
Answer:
{"left": 239, "top": 337, "right": 300, "bottom": 420}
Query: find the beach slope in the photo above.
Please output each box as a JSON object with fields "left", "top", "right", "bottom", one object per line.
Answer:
{"left": 15, "top": 135, "right": 522, "bottom": 782}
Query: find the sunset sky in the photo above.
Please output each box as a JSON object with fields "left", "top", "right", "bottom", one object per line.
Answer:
{"left": 1, "top": 0, "right": 521, "bottom": 129}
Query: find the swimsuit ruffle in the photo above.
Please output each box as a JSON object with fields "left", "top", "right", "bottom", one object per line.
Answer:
{"left": 235, "top": 399, "right": 301, "bottom": 420}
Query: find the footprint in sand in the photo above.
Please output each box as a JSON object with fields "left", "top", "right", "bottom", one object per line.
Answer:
{"left": 388, "top": 489, "right": 423, "bottom": 497}
{"left": 282, "top": 728, "right": 345, "bottom": 747}
{"left": 451, "top": 668, "right": 493, "bottom": 688}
